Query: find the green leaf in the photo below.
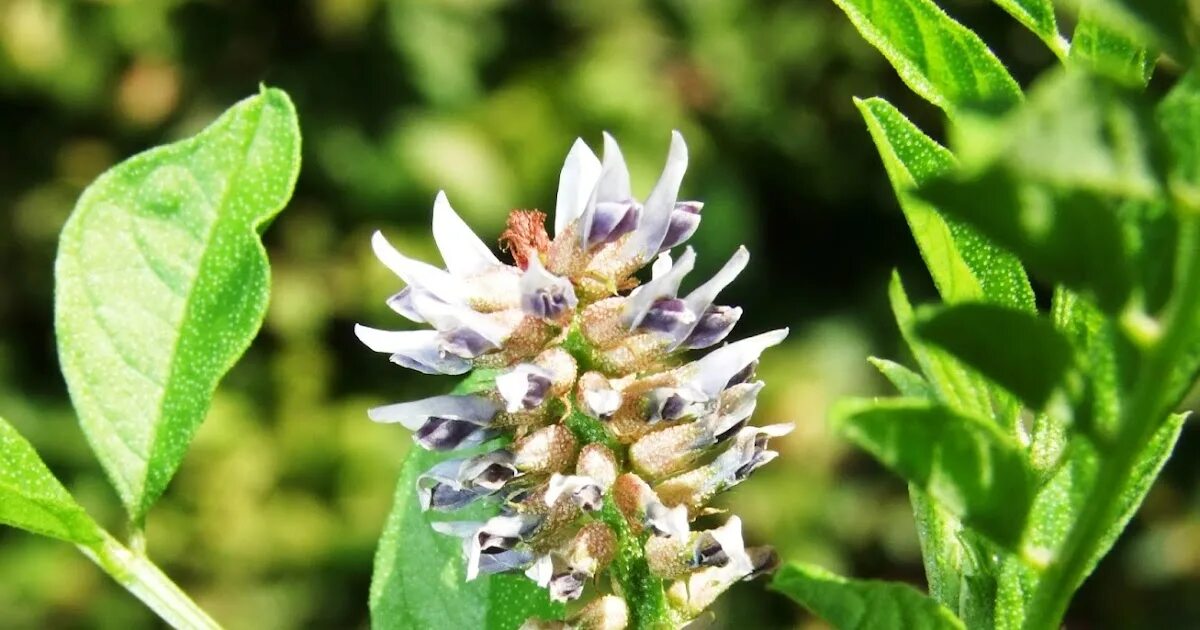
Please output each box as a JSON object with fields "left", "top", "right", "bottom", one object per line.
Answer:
{"left": 856, "top": 98, "right": 1035, "bottom": 312}
{"left": 0, "top": 417, "right": 102, "bottom": 544}
{"left": 921, "top": 171, "right": 1132, "bottom": 312}
{"left": 370, "top": 373, "right": 562, "bottom": 629}
{"left": 772, "top": 562, "right": 965, "bottom": 630}
{"left": 1159, "top": 69, "right": 1200, "bottom": 211}
{"left": 887, "top": 273, "right": 992, "bottom": 421}
{"left": 1069, "top": 6, "right": 1156, "bottom": 87}
{"left": 54, "top": 87, "right": 302, "bottom": 522}
{"left": 992, "top": 0, "right": 1064, "bottom": 57}
{"left": 831, "top": 0, "right": 1022, "bottom": 113}
{"left": 833, "top": 398, "right": 1036, "bottom": 549}
{"left": 1084, "top": 0, "right": 1196, "bottom": 64}
{"left": 869, "top": 357, "right": 934, "bottom": 398}
{"left": 370, "top": 447, "right": 563, "bottom": 630}
{"left": 919, "top": 70, "right": 1162, "bottom": 312}
{"left": 915, "top": 303, "right": 1075, "bottom": 409}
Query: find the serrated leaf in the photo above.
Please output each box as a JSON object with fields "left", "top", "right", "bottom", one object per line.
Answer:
{"left": 55, "top": 87, "right": 302, "bottom": 522}
{"left": 856, "top": 98, "right": 1035, "bottom": 312}
{"left": 370, "top": 374, "right": 562, "bottom": 630}
{"left": 834, "top": 398, "right": 1036, "bottom": 549}
{"left": 992, "top": 0, "right": 1063, "bottom": 56}
{"left": 0, "top": 417, "right": 102, "bottom": 544}
{"left": 832, "top": 0, "right": 1021, "bottom": 113}
{"left": 1070, "top": 6, "right": 1156, "bottom": 87}
{"left": 1159, "top": 69, "right": 1200, "bottom": 211}
{"left": 915, "top": 303, "right": 1075, "bottom": 409}
{"left": 772, "top": 562, "right": 965, "bottom": 630}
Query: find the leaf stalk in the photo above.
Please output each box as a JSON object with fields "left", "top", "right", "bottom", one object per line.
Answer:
{"left": 77, "top": 530, "right": 221, "bottom": 630}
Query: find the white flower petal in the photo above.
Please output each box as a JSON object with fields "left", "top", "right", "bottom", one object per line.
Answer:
{"left": 597, "top": 132, "right": 633, "bottom": 203}
{"left": 554, "top": 138, "right": 602, "bottom": 236}
{"left": 367, "top": 394, "right": 499, "bottom": 430}
{"left": 622, "top": 247, "right": 696, "bottom": 330}
{"left": 579, "top": 133, "right": 636, "bottom": 247}
{"left": 371, "top": 230, "right": 466, "bottom": 304}
{"left": 432, "top": 191, "right": 500, "bottom": 276}
{"left": 691, "top": 328, "right": 788, "bottom": 397}
{"left": 496, "top": 363, "right": 554, "bottom": 413}
{"left": 408, "top": 289, "right": 513, "bottom": 346}
{"left": 354, "top": 324, "right": 438, "bottom": 354}
{"left": 544, "top": 473, "right": 601, "bottom": 507}
{"left": 524, "top": 554, "right": 553, "bottom": 587}
{"left": 672, "top": 246, "right": 750, "bottom": 349}
{"left": 621, "top": 131, "right": 689, "bottom": 262}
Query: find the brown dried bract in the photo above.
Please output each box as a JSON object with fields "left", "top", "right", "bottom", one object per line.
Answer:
{"left": 500, "top": 209, "right": 551, "bottom": 269}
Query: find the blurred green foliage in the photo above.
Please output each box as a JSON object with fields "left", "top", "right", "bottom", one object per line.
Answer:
{"left": 0, "top": 0, "right": 1195, "bottom": 628}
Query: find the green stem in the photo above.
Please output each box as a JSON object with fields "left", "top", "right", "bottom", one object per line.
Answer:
{"left": 1024, "top": 218, "right": 1200, "bottom": 629}
{"left": 598, "top": 500, "right": 673, "bottom": 629}
{"left": 77, "top": 530, "right": 221, "bottom": 630}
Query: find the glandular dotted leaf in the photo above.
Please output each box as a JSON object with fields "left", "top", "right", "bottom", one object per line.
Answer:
{"left": 0, "top": 417, "right": 102, "bottom": 544}
{"left": 55, "top": 87, "right": 302, "bottom": 522}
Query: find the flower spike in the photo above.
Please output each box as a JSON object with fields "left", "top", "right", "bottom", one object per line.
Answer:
{"left": 357, "top": 131, "right": 787, "bottom": 626}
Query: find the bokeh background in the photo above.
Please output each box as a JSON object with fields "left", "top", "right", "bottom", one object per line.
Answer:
{"left": 0, "top": 0, "right": 1197, "bottom": 628}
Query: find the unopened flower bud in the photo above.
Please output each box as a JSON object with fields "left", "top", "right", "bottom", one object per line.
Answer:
{"left": 565, "top": 522, "right": 617, "bottom": 576}
{"left": 512, "top": 424, "right": 578, "bottom": 474}
{"left": 578, "top": 372, "right": 622, "bottom": 420}
{"left": 613, "top": 473, "right": 689, "bottom": 538}
{"left": 572, "top": 595, "right": 629, "bottom": 630}
{"left": 576, "top": 444, "right": 618, "bottom": 491}
{"left": 655, "top": 424, "right": 793, "bottom": 514}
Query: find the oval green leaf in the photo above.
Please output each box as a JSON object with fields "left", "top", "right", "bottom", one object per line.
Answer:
{"left": 54, "top": 87, "right": 302, "bottom": 522}
{"left": 0, "top": 416, "right": 102, "bottom": 544}
{"left": 832, "top": 0, "right": 1022, "bottom": 113}
{"left": 833, "top": 397, "right": 1036, "bottom": 549}
{"left": 915, "top": 303, "right": 1075, "bottom": 410}
{"left": 772, "top": 562, "right": 965, "bottom": 630}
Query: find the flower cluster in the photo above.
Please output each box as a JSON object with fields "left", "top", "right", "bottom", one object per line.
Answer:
{"left": 357, "top": 132, "right": 789, "bottom": 628}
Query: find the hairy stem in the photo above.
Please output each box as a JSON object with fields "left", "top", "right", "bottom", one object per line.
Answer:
{"left": 1025, "top": 218, "right": 1200, "bottom": 629}
{"left": 77, "top": 530, "right": 221, "bottom": 630}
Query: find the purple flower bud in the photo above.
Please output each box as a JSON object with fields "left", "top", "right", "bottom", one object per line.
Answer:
{"left": 680, "top": 305, "right": 742, "bottom": 350}
{"left": 659, "top": 201, "right": 703, "bottom": 252}
{"left": 586, "top": 201, "right": 642, "bottom": 248}
{"left": 638, "top": 298, "right": 696, "bottom": 335}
